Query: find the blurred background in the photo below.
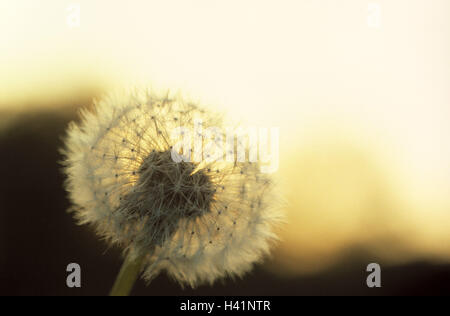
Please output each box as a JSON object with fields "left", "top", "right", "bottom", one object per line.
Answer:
{"left": 1, "top": 0, "right": 449, "bottom": 295}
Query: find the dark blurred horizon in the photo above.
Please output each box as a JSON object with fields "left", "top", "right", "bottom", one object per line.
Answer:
{"left": 0, "top": 100, "right": 449, "bottom": 296}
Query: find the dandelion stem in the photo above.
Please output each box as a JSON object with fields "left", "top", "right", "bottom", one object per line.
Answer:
{"left": 110, "top": 253, "right": 146, "bottom": 296}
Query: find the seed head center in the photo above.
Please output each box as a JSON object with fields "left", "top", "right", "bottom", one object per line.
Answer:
{"left": 136, "top": 150, "right": 214, "bottom": 219}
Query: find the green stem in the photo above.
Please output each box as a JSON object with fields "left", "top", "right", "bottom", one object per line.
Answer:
{"left": 109, "top": 253, "right": 146, "bottom": 296}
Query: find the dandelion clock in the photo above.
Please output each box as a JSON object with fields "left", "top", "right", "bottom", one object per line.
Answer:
{"left": 61, "top": 89, "right": 283, "bottom": 295}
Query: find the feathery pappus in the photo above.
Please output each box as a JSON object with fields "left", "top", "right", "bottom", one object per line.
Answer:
{"left": 61, "top": 89, "right": 282, "bottom": 287}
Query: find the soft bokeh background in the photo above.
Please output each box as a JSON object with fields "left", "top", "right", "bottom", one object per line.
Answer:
{"left": 1, "top": 0, "right": 449, "bottom": 295}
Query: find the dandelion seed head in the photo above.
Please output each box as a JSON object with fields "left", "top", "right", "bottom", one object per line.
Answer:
{"left": 62, "top": 88, "right": 282, "bottom": 287}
